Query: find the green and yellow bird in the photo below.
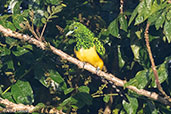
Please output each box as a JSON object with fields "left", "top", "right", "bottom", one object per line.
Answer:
{"left": 66, "top": 22, "right": 105, "bottom": 70}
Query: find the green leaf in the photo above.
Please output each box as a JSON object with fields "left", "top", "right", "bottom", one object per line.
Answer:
{"left": 150, "top": 60, "right": 168, "bottom": 88}
{"left": 148, "top": 10, "right": 161, "bottom": 24}
{"left": 2, "top": 92, "right": 15, "bottom": 102}
{"left": 103, "top": 95, "right": 110, "bottom": 103}
{"left": 108, "top": 18, "right": 119, "bottom": 38}
{"left": 166, "top": 9, "right": 171, "bottom": 20}
{"left": 44, "top": 11, "right": 49, "bottom": 19}
{"left": 49, "top": 70, "right": 67, "bottom": 90}
{"left": 5, "top": 21, "right": 16, "bottom": 31}
{"left": 46, "top": 0, "right": 61, "bottom": 5}
{"left": 128, "top": 6, "right": 138, "bottom": 26}
{"left": 73, "top": 92, "right": 92, "bottom": 108}
{"left": 47, "top": 6, "right": 51, "bottom": 14}
{"left": 124, "top": 69, "right": 152, "bottom": 89}
{"left": 0, "top": 47, "right": 11, "bottom": 56}
{"left": 125, "top": 58, "right": 169, "bottom": 89}
{"left": 122, "top": 96, "right": 138, "bottom": 114}
{"left": 41, "top": 17, "right": 47, "bottom": 24}
{"left": 64, "top": 88, "right": 74, "bottom": 95}
{"left": 78, "top": 86, "right": 90, "bottom": 94}
{"left": 12, "top": 14, "right": 25, "bottom": 30}
{"left": 11, "top": 80, "right": 34, "bottom": 105}
{"left": 5, "top": 37, "right": 18, "bottom": 46}
{"left": 58, "top": 97, "right": 78, "bottom": 109}
{"left": 144, "top": 100, "right": 159, "bottom": 114}
{"left": 12, "top": 45, "right": 29, "bottom": 56}
{"left": 155, "top": 11, "right": 166, "bottom": 30}
{"left": 34, "top": 64, "right": 48, "bottom": 88}
{"left": 164, "top": 20, "right": 171, "bottom": 43}
{"left": 119, "top": 14, "right": 128, "bottom": 32}
{"left": 13, "top": 1, "right": 22, "bottom": 14}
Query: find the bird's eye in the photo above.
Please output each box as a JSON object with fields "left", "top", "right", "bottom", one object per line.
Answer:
{"left": 74, "top": 27, "right": 78, "bottom": 29}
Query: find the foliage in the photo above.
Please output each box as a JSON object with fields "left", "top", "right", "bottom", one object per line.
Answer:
{"left": 0, "top": 0, "right": 171, "bottom": 113}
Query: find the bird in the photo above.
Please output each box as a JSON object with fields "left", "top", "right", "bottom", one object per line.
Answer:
{"left": 66, "top": 22, "right": 105, "bottom": 70}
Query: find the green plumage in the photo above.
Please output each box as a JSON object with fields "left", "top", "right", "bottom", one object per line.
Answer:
{"left": 68, "top": 22, "right": 105, "bottom": 56}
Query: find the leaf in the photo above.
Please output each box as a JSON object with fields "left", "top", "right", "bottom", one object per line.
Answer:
{"left": 5, "top": 21, "right": 16, "bottom": 31}
{"left": 150, "top": 59, "right": 168, "bottom": 88}
{"left": 155, "top": 11, "right": 166, "bottom": 30}
{"left": 34, "top": 64, "right": 48, "bottom": 88}
{"left": 73, "top": 92, "right": 92, "bottom": 108}
{"left": 0, "top": 47, "right": 11, "bottom": 56}
{"left": 119, "top": 14, "right": 128, "bottom": 32}
{"left": 125, "top": 58, "right": 169, "bottom": 88}
{"left": 12, "top": 14, "right": 25, "bottom": 30}
{"left": 2, "top": 92, "right": 15, "bottom": 103}
{"left": 122, "top": 96, "right": 138, "bottom": 114}
{"left": 12, "top": 45, "right": 29, "bottom": 56}
{"left": 124, "top": 69, "right": 152, "bottom": 89}
{"left": 47, "top": 6, "right": 51, "bottom": 14}
{"left": 11, "top": 80, "right": 34, "bottom": 105}
{"left": 64, "top": 88, "right": 74, "bottom": 95}
{"left": 44, "top": 11, "right": 49, "bottom": 19}
{"left": 103, "top": 95, "right": 110, "bottom": 103}
{"left": 78, "top": 86, "right": 90, "bottom": 94}
{"left": 164, "top": 20, "right": 171, "bottom": 43}
{"left": 144, "top": 100, "right": 159, "bottom": 114}
{"left": 49, "top": 70, "right": 67, "bottom": 90}
{"left": 13, "top": 1, "right": 22, "bottom": 14}
{"left": 128, "top": 6, "right": 138, "bottom": 26}
{"left": 41, "top": 17, "right": 47, "bottom": 24}
{"left": 166, "top": 9, "right": 171, "bottom": 20}
{"left": 5, "top": 37, "right": 18, "bottom": 46}
{"left": 57, "top": 97, "right": 78, "bottom": 110}
{"left": 108, "top": 18, "right": 119, "bottom": 38}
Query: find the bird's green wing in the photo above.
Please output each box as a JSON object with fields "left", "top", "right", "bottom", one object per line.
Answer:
{"left": 93, "top": 37, "right": 105, "bottom": 56}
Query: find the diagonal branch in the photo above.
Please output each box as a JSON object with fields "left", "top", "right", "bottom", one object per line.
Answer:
{"left": 0, "top": 97, "right": 65, "bottom": 114}
{"left": 0, "top": 25, "right": 171, "bottom": 106}
{"left": 144, "top": 23, "right": 170, "bottom": 100}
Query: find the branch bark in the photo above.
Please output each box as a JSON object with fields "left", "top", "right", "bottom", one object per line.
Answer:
{"left": 144, "top": 23, "right": 170, "bottom": 100}
{"left": 0, "top": 25, "right": 171, "bottom": 107}
{"left": 0, "top": 97, "right": 65, "bottom": 114}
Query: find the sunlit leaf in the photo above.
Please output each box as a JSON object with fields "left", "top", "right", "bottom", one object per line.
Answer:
{"left": 64, "top": 88, "right": 74, "bottom": 95}
{"left": 11, "top": 80, "right": 34, "bottom": 105}
{"left": 119, "top": 14, "right": 128, "bottom": 32}
{"left": 123, "top": 95, "right": 138, "bottom": 114}
{"left": 164, "top": 20, "right": 171, "bottom": 43}
{"left": 49, "top": 70, "right": 67, "bottom": 90}
{"left": 103, "top": 95, "right": 110, "bottom": 103}
{"left": 78, "top": 86, "right": 90, "bottom": 94}
{"left": 108, "top": 18, "right": 119, "bottom": 38}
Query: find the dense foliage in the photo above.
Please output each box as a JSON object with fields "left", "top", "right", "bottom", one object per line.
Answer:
{"left": 0, "top": 0, "right": 171, "bottom": 113}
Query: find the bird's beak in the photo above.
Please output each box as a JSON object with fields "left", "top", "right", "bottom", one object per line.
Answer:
{"left": 66, "top": 31, "right": 74, "bottom": 37}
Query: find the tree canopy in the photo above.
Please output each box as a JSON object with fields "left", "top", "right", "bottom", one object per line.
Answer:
{"left": 0, "top": 0, "right": 171, "bottom": 113}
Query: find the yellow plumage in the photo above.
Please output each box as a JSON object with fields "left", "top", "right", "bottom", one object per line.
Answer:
{"left": 74, "top": 46, "right": 104, "bottom": 70}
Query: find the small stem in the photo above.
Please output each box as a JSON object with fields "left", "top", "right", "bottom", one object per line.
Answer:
{"left": 40, "top": 23, "right": 47, "bottom": 41}
{"left": 120, "top": 0, "right": 124, "bottom": 14}
{"left": 144, "top": 23, "right": 169, "bottom": 99}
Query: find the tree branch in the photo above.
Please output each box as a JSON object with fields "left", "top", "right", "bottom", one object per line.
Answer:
{"left": 144, "top": 23, "right": 170, "bottom": 100}
{"left": 0, "top": 25, "right": 171, "bottom": 107}
{"left": 0, "top": 97, "right": 65, "bottom": 113}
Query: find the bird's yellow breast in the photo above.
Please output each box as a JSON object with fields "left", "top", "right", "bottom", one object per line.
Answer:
{"left": 74, "top": 46, "right": 104, "bottom": 70}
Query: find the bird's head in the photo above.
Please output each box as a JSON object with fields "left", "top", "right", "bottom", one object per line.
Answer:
{"left": 66, "top": 22, "right": 92, "bottom": 37}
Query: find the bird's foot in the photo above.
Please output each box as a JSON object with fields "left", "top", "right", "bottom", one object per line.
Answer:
{"left": 81, "top": 62, "right": 86, "bottom": 71}
{"left": 96, "top": 67, "right": 100, "bottom": 74}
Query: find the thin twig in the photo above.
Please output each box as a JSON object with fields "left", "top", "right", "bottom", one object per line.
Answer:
{"left": 144, "top": 23, "right": 170, "bottom": 100}
{"left": 0, "top": 25, "right": 171, "bottom": 106}
{"left": 120, "top": 0, "right": 124, "bottom": 14}
{"left": 40, "top": 23, "right": 47, "bottom": 41}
